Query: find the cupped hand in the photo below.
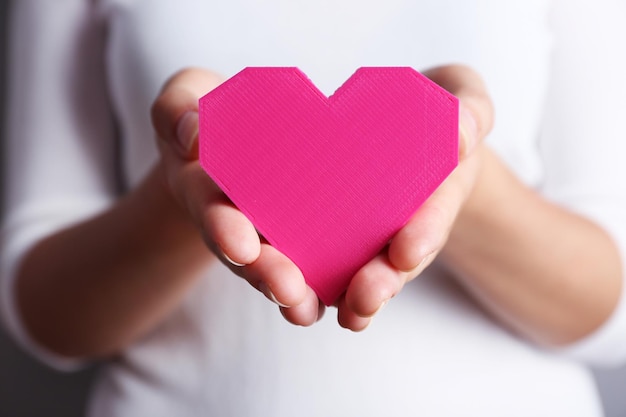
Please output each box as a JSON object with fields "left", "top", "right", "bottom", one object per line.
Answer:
{"left": 151, "top": 68, "right": 324, "bottom": 325}
{"left": 337, "top": 65, "right": 494, "bottom": 330}
{"left": 151, "top": 65, "right": 493, "bottom": 331}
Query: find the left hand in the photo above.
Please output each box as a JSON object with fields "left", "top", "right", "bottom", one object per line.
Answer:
{"left": 335, "top": 65, "right": 494, "bottom": 330}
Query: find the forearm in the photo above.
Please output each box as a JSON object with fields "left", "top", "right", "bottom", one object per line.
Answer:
{"left": 16, "top": 164, "right": 214, "bottom": 358}
{"left": 441, "top": 146, "right": 623, "bottom": 346}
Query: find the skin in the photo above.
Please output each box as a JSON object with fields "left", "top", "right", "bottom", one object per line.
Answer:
{"left": 16, "top": 65, "right": 622, "bottom": 358}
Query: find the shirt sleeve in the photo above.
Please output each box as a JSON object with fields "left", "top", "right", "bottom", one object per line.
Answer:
{"left": 0, "top": 0, "right": 118, "bottom": 371}
{"left": 538, "top": 0, "right": 626, "bottom": 367}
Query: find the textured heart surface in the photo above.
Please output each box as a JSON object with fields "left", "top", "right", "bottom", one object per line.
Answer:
{"left": 199, "top": 67, "right": 458, "bottom": 305}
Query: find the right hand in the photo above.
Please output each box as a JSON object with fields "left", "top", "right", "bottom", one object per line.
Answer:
{"left": 151, "top": 68, "right": 325, "bottom": 325}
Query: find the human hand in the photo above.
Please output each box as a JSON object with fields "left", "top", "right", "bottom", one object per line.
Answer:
{"left": 336, "top": 65, "right": 495, "bottom": 330}
{"left": 151, "top": 68, "right": 324, "bottom": 325}
{"left": 151, "top": 65, "right": 493, "bottom": 331}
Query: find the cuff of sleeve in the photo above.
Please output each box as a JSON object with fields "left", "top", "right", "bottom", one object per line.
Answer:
{"left": 0, "top": 199, "right": 110, "bottom": 372}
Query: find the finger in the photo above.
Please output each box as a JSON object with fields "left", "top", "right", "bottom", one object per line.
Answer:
{"left": 156, "top": 139, "right": 262, "bottom": 266}
{"left": 202, "top": 194, "right": 262, "bottom": 266}
{"left": 242, "top": 243, "right": 308, "bottom": 308}
{"left": 387, "top": 174, "right": 464, "bottom": 272}
{"left": 343, "top": 254, "right": 407, "bottom": 318}
{"left": 151, "top": 68, "right": 223, "bottom": 159}
{"left": 388, "top": 152, "right": 481, "bottom": 271}
{"left": 337, "top": 294, "right": 372, "bottom": 331}
{"left": 344, "top": 239, "right": 443, "bottom": 322}
{"left": 423, "top": 65, "right": 494, "bottom": 158}
{"left": 280, "top": 286, "right": 323, "bottom": 326}
{"left": 343, "top": 250, "right": 439, "bottom": 322}
{"left": 316, "top": 299, "right": 326, "bottom": 322}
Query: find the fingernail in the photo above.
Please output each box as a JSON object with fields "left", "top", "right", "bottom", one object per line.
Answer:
{"left": 374, "top": 300, "right": 388, "bottom": 315}
{"left": 176, "top": 111, "right": 199, "bottom": 154}
{"left": 459, "top": 106, "right": 478, "bottom": 159}
{"left": 361, "top": 317, "right": 373, "bottom": 331}
{"left": 416, "top": 252, "right": 436, "bottom": 273}
{"left": 360, "top": 299, "right": 388, "bottom": 319}
{"left": 258, "top": 282, "right": 289, "bottom": 308}
{"left": 223, "top": 252, "right": 246, "bottom": 267}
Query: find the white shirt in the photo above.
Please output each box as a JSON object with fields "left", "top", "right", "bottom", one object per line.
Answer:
{"left": 2, "top": 0, "right": 626, "bottom": 416}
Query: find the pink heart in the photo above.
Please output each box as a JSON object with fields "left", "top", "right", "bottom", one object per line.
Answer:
{"left": 199, "top": 67, "right": 458, "bottom": 305}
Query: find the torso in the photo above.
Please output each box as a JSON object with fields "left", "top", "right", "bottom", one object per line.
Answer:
{"left": 89, "top": 1, "right": 602, "bottom": 415}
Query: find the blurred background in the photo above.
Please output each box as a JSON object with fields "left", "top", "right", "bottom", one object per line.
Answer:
{"left": 0, "top": 1, "right": 98, "bottom": 416}
{"left": 0, "top": 0, "right": 624, "bottom": 416}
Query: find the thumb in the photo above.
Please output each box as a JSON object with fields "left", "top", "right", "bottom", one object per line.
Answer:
{"left": 151, "top": 68, "right": 224, "bottom": 160}
{"left": 423, "top": 64, "right": 494, "bottom": 159}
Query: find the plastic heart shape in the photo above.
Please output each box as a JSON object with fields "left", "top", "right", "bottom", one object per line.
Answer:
{"left": 199, "top": 67, "right": 458, "bottom": 305}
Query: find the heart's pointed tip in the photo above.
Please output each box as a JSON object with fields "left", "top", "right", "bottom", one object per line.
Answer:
{"left": 313, "top": 286, "right": 340, "bottom": 307}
